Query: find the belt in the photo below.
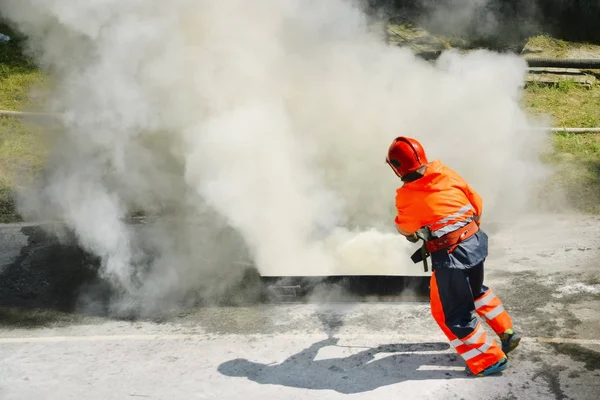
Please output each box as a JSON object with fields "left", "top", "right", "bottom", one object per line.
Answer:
{"left": 425, "top": 220, "right": 479, "bottom": 254}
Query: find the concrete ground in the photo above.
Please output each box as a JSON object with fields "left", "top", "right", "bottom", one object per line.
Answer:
{"left": 1, "top": 214, "right": 600, "bottom": 399}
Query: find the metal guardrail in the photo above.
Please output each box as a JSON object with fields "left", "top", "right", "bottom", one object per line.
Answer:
{"left": 525, "top": 58, "right": 600, "bottom": 69}
{"left": 0, "top": 110, "right": 56, "bottom": 118}
{"left": 548, "top": 127, "right": 600, "bottom": 133}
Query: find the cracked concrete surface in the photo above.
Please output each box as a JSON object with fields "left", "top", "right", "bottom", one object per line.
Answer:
{"left": 1, "top": 214, "right": 599, "bottom": 399}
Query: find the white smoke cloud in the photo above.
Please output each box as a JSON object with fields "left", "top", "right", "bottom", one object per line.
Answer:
{"left": 1, "top": 0, "right": 550, "bottom": 314}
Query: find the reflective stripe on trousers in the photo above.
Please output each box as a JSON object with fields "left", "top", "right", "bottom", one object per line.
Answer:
{"left": 474, "top": 289, "right": 513, "bottom": 334}
{"left": 451, "top": 323, "right": 496, "bottom": 361}
{"left": 430, "top": 271, "right": 505, "bottom": 375}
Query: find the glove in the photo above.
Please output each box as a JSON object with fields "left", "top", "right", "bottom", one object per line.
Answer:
{"left": 405, "top": 233, "right": 419, "bottom": 243}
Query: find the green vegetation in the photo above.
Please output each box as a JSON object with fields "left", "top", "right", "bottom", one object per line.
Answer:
{"left": 524, "top": 34, "right": 600, "bottom": 60}
{"left": 523, "top": 80, "right": 600, "bottom": 214}
{"left": 524, "top": 80, "right": 600, "bottom": 128}
{"left": 0, "top": 25, "right": 46, "bottom": 221}
{"left": 525, "top": 35, "right": 571, "bottom": 58}
{"left": 544, "top": 132, "right": 600, "bottom": 214}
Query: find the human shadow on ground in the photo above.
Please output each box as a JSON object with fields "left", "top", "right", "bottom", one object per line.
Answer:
{"left": 218, "top": 338, "right": 465, "bottom": 394}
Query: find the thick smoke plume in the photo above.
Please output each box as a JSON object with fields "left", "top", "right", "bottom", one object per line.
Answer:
{"left": 1, "top": 0, "right": 549, "bottom": 315}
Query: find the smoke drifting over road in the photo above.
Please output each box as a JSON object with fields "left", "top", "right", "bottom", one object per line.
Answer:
{"left": 0, "top": 0, "right": 549, "bottom": 315}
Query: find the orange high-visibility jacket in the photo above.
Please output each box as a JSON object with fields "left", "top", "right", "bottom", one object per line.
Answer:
{"left": 394, "top": 160, "right": 482, "bottom": 238}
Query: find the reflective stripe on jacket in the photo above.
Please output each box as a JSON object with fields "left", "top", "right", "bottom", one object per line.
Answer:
{"left": 394, "top": 159, "right": 487, "bottom": 269}
{"left": 394, "top": 159, "right": 482, "bottom": 237}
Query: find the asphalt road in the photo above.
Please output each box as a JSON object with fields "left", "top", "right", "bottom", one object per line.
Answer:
{"left": 1, "top": 213, "right": 599, "bottom": 399}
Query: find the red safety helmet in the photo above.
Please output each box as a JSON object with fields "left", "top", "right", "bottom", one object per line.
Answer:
{"left": 385, "top": 136, "right": 428, "bottom": 178}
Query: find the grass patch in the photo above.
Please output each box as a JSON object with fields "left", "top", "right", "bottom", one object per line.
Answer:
{"left": 547, "top": 133, "right": 600, "bottom": 214}
{"left": 524, "top": 80, "right": 600, "bottom": 127}
{"left": 523, "top": 34, "right": 600, "bottom": 58}
{"left": 524, "top": 79, "right": 600, "bottom": 213}
{"left": 525, "top": 35, "right": 571, "bottom": 57}
{"left": 0, "top": 24, "right": 47, "bottom": 222}
{"left": 386, "top": 22, "right": 450, "bottom": 53}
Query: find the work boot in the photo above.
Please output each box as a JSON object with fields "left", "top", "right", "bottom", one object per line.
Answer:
{"left": 499, "top": 328, "right": 521, "bottom": 355}
{"left": 465, "top": 357, "right": 509, "bottom": 377}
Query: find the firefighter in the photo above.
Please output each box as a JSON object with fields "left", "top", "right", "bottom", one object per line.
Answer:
{"left": 386, "top": 136, "right": 521, "bottom": 377}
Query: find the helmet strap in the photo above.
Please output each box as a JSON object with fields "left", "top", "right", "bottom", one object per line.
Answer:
{"left": 401, "top": 165, "right": 427, "bottom": 183}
